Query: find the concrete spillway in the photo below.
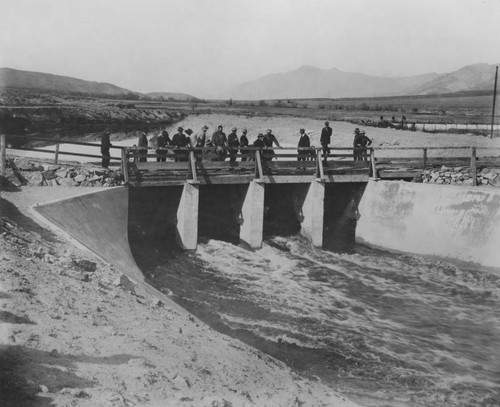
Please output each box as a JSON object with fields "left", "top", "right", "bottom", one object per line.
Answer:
{"left": 357, "top": 181, "right": 500, "bottom": 270}
{"left": 34, "top": 187, "right": 145, "bottom": 283}
{"left": 33, "top": 181, "right": 500, "bottom": 285}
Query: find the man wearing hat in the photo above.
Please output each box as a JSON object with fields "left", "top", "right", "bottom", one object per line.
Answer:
{"left": 320, "top": 121, "right": 332, "bottom": 165}
{"left": 297, "top": 128, "right": 310, "bottom": 169}
{"left": 263, "top": 129, "right": 280, "bottom": 162}
{"left": 156, "top": 130, "right": 170, "bottom": 162}
{"left": 240, "top": 129, "right": 249, "bottom": 161}
{"left": 172, "top": 127, "right": 189, "bottom": 161}
{"left": 211, "top": 125, "right": 228, "bottom": 161}
{"left": 227, "top": 127, "right": 240, "bottom": 163}
{"left": 353, "top": 128, "right": 372, "bottom": 161}
{"left": 100, "top": 129, "right": 112, "bottom": 168}
{"left": 137, "top": 131, "right": 149, "bottom": 162}
{"left": 195, "top": 125, "right": 209, "bottom": 148}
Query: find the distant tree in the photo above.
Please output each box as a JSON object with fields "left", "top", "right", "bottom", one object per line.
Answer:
{"left": 258, "top": 100, "right": 267, "bottom": 106}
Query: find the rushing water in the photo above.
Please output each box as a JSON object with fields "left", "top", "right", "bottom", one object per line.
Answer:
{"left": 138, "top": 235, "right": 500, "bottom": 407}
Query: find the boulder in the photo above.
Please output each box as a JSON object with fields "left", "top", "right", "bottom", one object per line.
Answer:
{"left": 41, "top": 170, "right": 57, "bottom": 180}
{"left": 1, "top": 168, "right": 22, "bottom": 187}
{"left": 15, "top": 159, "right": 34, "bottom": 171}
{"left": 43, "top": 164, "right": 60, "bottom": 171}
{"left": 74, "top": 174, "right": 86, "bottom": 182}
{"left": 56, "top": 169, "right": 68, "bottom": 178}
{"left": 57, "top": 178, "right": 76, "bottom": 187}
{"left": 23, "top": 172, "right": 44, "bottom": 186}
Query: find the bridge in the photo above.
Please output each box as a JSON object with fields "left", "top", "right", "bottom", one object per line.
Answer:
{"left": 123, "top": 146, "right": 373, "bottom": 186}
{"left": 2, "top": 134, "right": 499, "bottom": 253}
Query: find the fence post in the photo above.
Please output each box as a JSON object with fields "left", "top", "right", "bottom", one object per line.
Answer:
{"left": 370, "top": 148, "right": 377, "bottom": 179}
{"left": 121, "top": 148, "right": 129, "bottom": 184}
{"left": 422, "top": 148, "right": 427, "bottom": 169}
{"left": 255, "top": 149, "right": 264, "bottom": 179}
{"left": 54, "top": 143, "right": 60, "bottom": 164}
{"left": 471, "top": 147, "right": 477, "bottom": 186}
{"left": 189, "top": 150, "right": 198, "bottom": 183}
{"left": 1, "top": 134, "right": 5, "bottom": 177}
{"left": 316, "top": 149, "right": 324, "bottom": 179}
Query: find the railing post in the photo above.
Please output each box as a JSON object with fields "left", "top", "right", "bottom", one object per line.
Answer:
{"left": 121, "top": 148, "right": 129, "bottom": 184}
{"left": 370, "top": 148, "right": 377, "bottom": 179}
{"left": 1, "top": 134, "right": 6, "bottom": 177}
{"left": 189, "top": 150, "right": 198, "bottom": 183}
{"left": 316, "top": 149, "right": 324, "bottom": 179}
{"left": 422, "top": 147, "right": 427, "bottom": 169}
{"left": 54, "top": 142, "right": 60, "bottom": 164}
{"left": 471, "top": 146, "right": 477, "bottom": 186}
{"left": 255, "top": 149, "right": 264, "bottom": 179}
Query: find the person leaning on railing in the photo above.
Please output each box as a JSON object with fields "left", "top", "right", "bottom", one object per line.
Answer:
{"left": 138, "top": 131, "right": 149, "bottom": 162}
{"left": 156, "top": 130, "right": 170, "bottom": 162}
{"left": 171, "top": 127, "right": 189, "bottom": 162}
{"left": 263, "top": 129, "right": 280, "bottom": 161}
{"left": 100, "top": 129, "right": 111, "bottom": 169}
{"left": 353, "top": 128, "right": 372, "bottom": 161}
{"left": 297, "top": 128, "right": 310, "bottom": 169}
{"left": 240, "top": 129, "right": 249, "bottom": 161}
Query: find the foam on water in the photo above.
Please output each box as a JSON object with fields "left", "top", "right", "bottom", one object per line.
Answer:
{"left": 143, "top": 236, "right": 500, "bottom": 406}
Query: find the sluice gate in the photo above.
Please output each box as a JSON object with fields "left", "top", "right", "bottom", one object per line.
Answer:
{"left": 125, "top": 147, "right": 370, "bottom": 251}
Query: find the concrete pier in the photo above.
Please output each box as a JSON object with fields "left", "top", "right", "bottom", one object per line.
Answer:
{"left": 176, "top": 182, "right": 199, "bottom": 250}
{"left": 298, "top": 181, "right": 325, "bottom": 247}
{"left": 240, "top": 181, "right": 265, "bottom": 248}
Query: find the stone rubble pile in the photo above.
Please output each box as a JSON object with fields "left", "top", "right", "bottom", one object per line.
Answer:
{"left": 2, "top": 157, "right": 124, "bottom": 188}
{"left": 421, "top": 166, "right": 500, "bottom": 186}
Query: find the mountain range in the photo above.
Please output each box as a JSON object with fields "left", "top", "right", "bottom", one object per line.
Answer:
{"left": 224, "top": 63, "right": 498, "bottom": 100}
{"left": 0, "top": 64, "right": 497, "bottom": 101}
{"left": 0, "top": 68, "right": 198, "bottom": 101}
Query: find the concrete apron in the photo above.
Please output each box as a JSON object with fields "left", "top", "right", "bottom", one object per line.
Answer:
{"left": 357, "top": 180, "right": 500, "bottom": 272}
{"left": 31, "top": 186, "right": 188, "bottom": 314}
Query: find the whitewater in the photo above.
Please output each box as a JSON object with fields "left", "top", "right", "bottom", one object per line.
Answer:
{"left": 133, "top": 235, "right": 500, "bottom": 407}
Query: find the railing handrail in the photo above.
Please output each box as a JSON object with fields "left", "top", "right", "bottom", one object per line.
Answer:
{"left": 4, "top": 135, "right": 125, "bottom": 149}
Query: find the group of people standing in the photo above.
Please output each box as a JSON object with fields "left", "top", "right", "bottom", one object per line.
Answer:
{"left": 100, "top": 122, "right": 373, "bottom": 168}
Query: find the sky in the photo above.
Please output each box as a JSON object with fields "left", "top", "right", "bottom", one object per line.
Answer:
{"left": 1, "top": 0, "right": 499, "bottom": 98}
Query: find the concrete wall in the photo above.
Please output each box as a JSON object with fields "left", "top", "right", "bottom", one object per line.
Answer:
{"left": 357, "top": 180, "right": 500, "bottom": 270}
{"left": 34, "top": 187, "right": 145, "bottom": 282}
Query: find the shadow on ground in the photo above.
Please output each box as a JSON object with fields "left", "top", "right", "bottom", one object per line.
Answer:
{"left": 0, "top": 195, "right": 59, "bottom": 244}
{"left": 0, "top": 345, "right": 137, "bottom": 407}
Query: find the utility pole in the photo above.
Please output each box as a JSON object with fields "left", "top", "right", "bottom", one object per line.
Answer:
{"left": 491, "top": 66, "right": 498, "bottom": 139}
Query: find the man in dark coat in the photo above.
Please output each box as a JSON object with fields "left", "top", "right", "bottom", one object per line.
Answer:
{"left": 138, "top": 132, "right": 149, "bottom": 162}
{"left": 227, "top": 127, "right": 240, "bottom": 162}
{"left": 353, "top": 128, "right": 372, "bottom": 161}
{"left": 251, "top": 133, "right": 266, "bottom": 162}
{"left": 320, "top": 121, "right": 332, "bottom": 164}
{"left": 156, "top": 130, "right": 169, "bottom": 162}
{"left": 211, "top": 125, "right": 228, "bottom": 161}
{"left": 297, "top": 128, "right": 310, "bottom": 166}
{"left": 240, "top": 128, "right": 249, "bottom": 161}
{"left": 263, "top": 129, "right": 280, "bottom": 161}
{"left": 171, "top": 127, "right": 189, "bottom": 162}
{"left": 100, "top": 129, "right": 111, "bottom": 168}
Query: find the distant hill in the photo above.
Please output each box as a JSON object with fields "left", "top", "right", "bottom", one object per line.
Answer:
{"left": 0, "top": 67, "right": 136, "bottom": 96}
{"left": 146, "top": 92, "right": 200, "bottom": 101}
{"left": 225, "top": 64, "right": 498, "bottom": 100}
{"left": 406, "top": 63, "right": 496, "bottom": 95}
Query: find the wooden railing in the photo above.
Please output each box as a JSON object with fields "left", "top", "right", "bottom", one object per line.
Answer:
{"left": 0, "top": 134, "right": 123, "bottom": 169}
{"left": 3, "top": 133, "right": 498, "bottom": 188}
{"left": 123, "top": 146, "right": 371, "bottom": 185}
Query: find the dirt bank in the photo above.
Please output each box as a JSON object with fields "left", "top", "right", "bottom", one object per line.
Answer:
{"left": 0, "top": 186, "right": 360, "bottom": 407}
